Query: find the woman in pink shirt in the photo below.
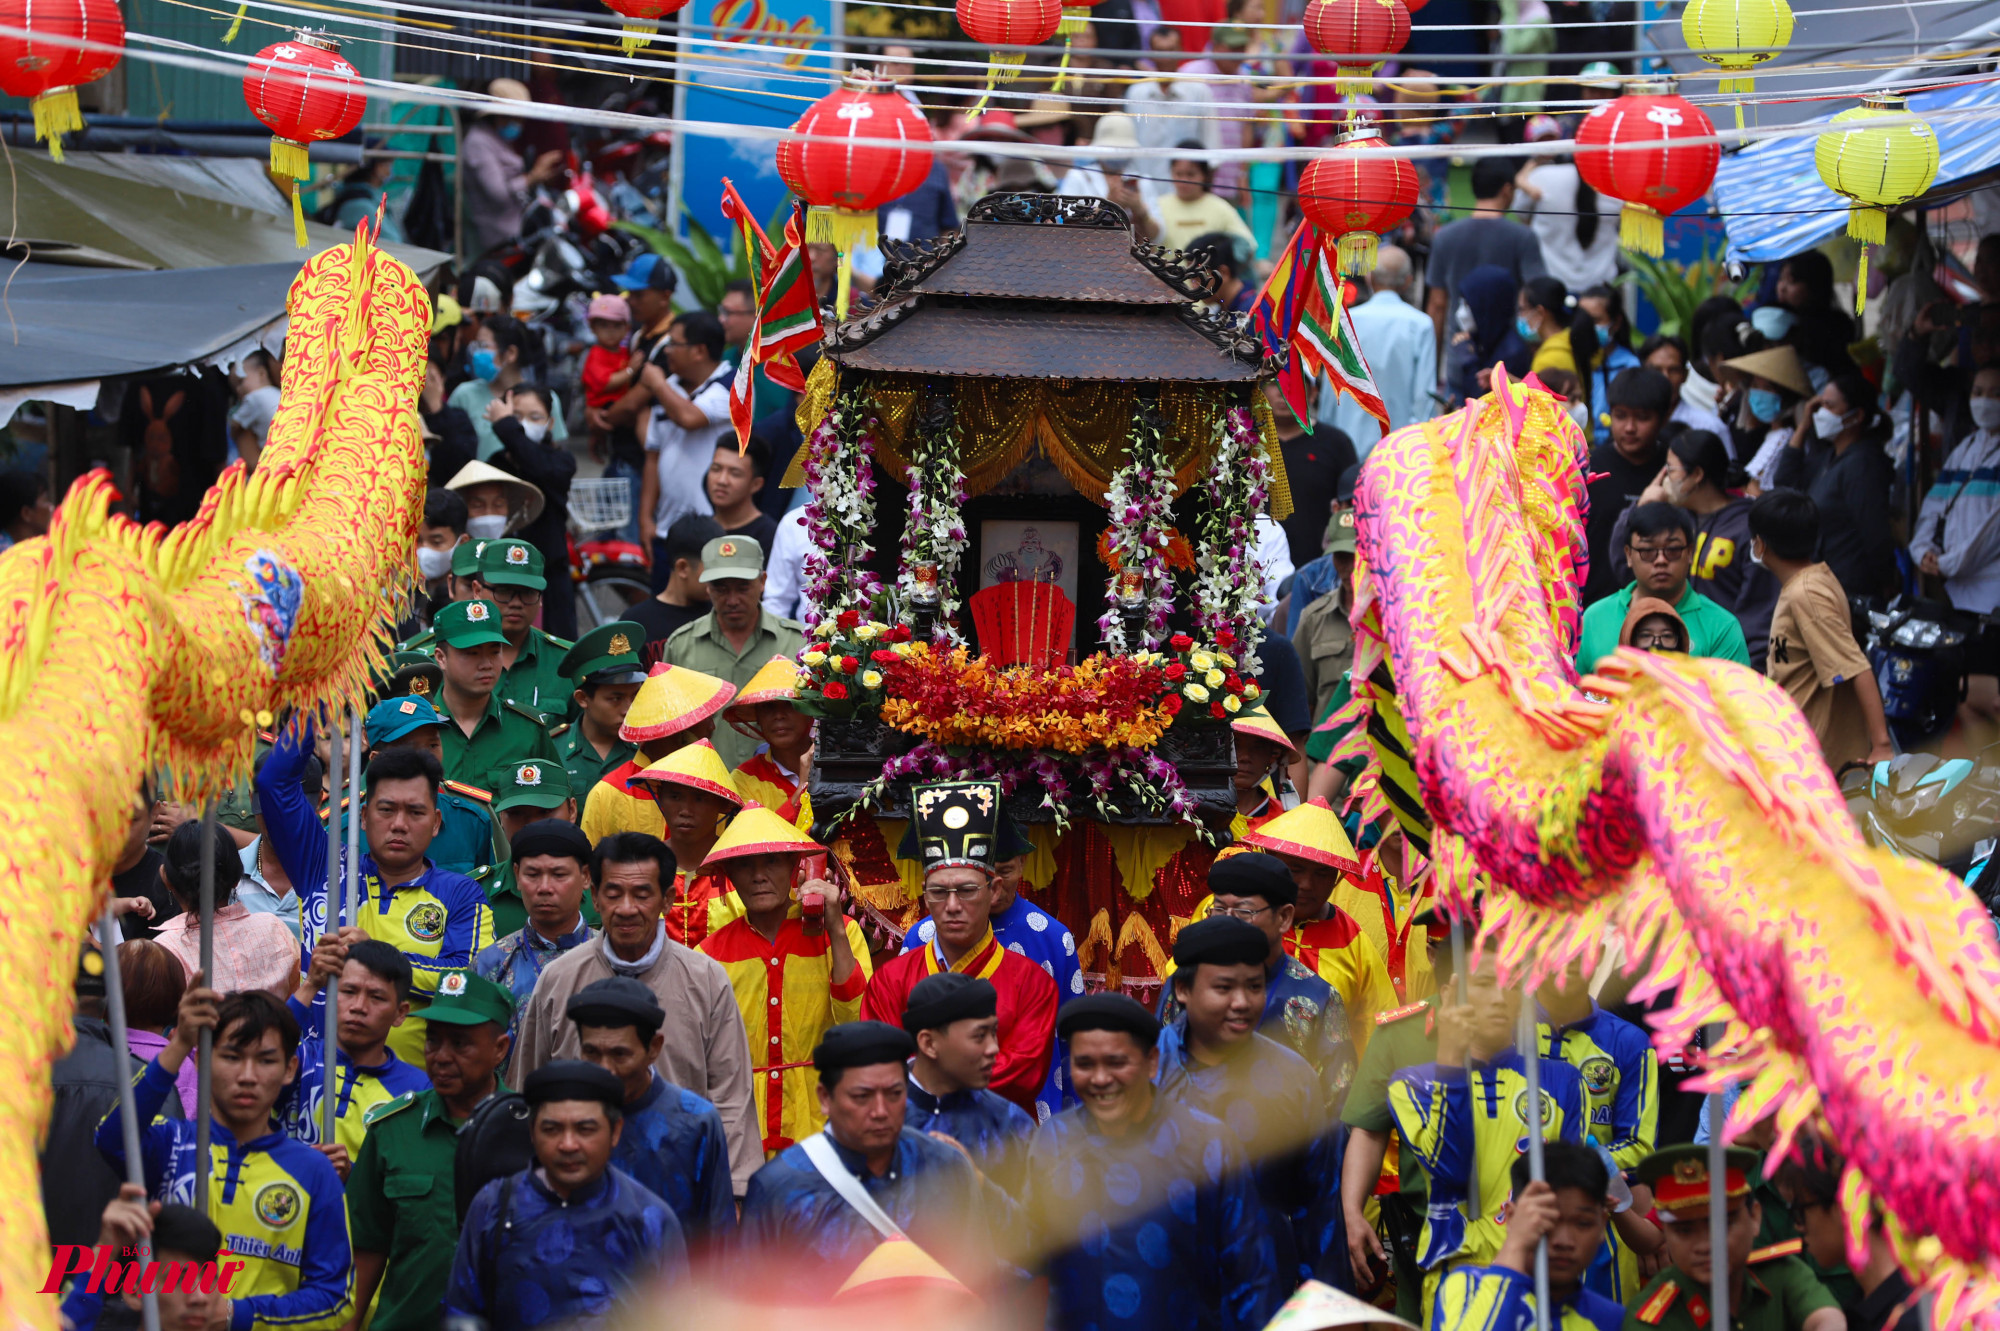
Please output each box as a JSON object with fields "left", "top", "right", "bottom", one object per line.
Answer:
{"left": 153, "top": 821, "right": 299, "bottom": 1000}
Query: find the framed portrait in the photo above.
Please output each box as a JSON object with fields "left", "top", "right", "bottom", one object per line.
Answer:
{"left": 978, "top": 519, "right": 1080, "bottom": 605}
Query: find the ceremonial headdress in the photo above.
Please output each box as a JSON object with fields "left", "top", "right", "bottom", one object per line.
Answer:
{"left": 1208, "top": 851, "right": 1298, "bottom": 908}
{"left": 1172, "top": 915, "right": 1272, "bottom": 970}
{"left": 907, "top": 781, "right": 1003, "bottom": 877}
{"left": 1243, "top": 797, "right": 1361, "bottom": 876}
{"left": 523, "top": 1059, "right": 625, "bottom": 1112}
{"left": 619, "top": 662, "right": 735, "bottom": 744}
{"left": 724, "top": 655, "right": 804, "bottom": 737}
{"left": 702, "top": 805, "right": 821, "bottom": 867}
{"left": 631, "top": 740, "right": 743, "bottom": 806}
{"left": 1055, "top": 993, "right": 1160, "bottom": 1047}
{"left": 901, "top": 973, "right": 998, "bottom": 1034}
{"left": 813, "top": 1021, "right": 918, "bottom": 1074}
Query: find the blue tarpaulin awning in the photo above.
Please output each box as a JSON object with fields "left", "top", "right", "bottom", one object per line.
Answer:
{"left": 1714, "top": 79, "right": 2000, "bottom": 263}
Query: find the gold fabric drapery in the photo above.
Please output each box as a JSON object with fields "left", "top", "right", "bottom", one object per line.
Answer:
{"left": 788, "top": 360, "right": 1294, "bottom": 521}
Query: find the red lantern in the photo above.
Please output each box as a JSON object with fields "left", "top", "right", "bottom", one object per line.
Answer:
{"left": 601, "top": 0, "right": 693, "bottom": 55}
{"left": 1298, "top": 126, "right": 1419, "bottom": 274}
{"left": 1302, "top": 0, "right": 1409, "bottom": 96}
{"left": 0, "top": 0, "right": 125, "bottom": 161}
{"left": 1574, "top": 82, "right": 1719, "bottom": 258}
{"left": 785, "top": 73, "right": 933, "bottom": 314}
{"left": 244, "top": 31, "right": 367, "bottom": 246}
{"left": 956, "top": 0, "right": 1062, "bottom": 110}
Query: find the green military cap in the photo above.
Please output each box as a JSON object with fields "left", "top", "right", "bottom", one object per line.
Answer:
{"left": 478, "top": 537, "right": 546, "bottom": 590}
{"left": 411, "top": 969, "right": 516, "bottom": 1027}
{"left": 1635, "top": 1143, "right": 1761, "bottom": 1212}
{"left": 387, "top": 651, "right": 443, "bottom": 702}
{"left": 367, "top": 695, "right": 445, "bottom": 746}
{"left": 559, "top": 620, "right": 648, "bottom": 686}
{"left": 451, "top": 539, "right": 486, "bottom": 579}
{"left": 433, "top": 598, "right": 510, "bottom": 649}
{"left": 699, "top": 534, "right": 764, "bottom": 583}
{"left": 492, "top": 758, "right": 573, "bottom": 813}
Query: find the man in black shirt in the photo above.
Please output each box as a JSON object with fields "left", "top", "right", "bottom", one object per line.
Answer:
{"left": 624, "top": 513, "right": 722, "bottom": 664}
{"left": 1584, "top": 367, "right": 1673, "bottom": 607}
{"left": 704, "top": 436, "right": 778, "bottom": 552}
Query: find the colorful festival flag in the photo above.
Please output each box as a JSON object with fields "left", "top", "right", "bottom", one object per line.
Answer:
{"left": 719, "top": 181, "right": 823, "bottom": 447}
{"left": 1295, "top": 240, "right": 1390, "bottom": 438}
{"left": 1251, "top": 219, "right": 1319, "bottom": 424}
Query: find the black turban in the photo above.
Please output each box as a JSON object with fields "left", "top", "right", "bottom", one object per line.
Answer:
{"left": 523, "top": 1059, "right": 625, "bottom": 1111}
{"left": 812, "top": 1020, "right": 917, "bottom": 1074}
{"left": 1208, "top": 850, "right": 1297, "bottom": 908}
{"left": 901, "top": 973, "right": 998, "bottom": 1034}
{"left": 1055, "top": 993, "right": 1160, "bottom": 1048}
{"left": 1172, "top": 914, "right": 1273, "bottom": 971}
{"left": 510, "top": 818, "right": 592, "bottom": 866}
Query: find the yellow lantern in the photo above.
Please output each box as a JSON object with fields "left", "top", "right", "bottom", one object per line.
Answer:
{"left": 1814, "top": 94, "right": 1939, "bottom": 313}
{"left": 1681, "top": 0, "right": 1793, "bottom": 128}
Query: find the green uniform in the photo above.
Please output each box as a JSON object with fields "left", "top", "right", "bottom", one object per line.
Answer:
{"left": 1626, "top": 1253, "right": 1840, "bottom": 1331}
{"left": 349, "top": 1086, "right": 503, "bottom": 1331}
{"left": 1752, "top": 1169, "right": 1863, "bottom": 1309}
{"left": 497, "top": 625, "right": 576, "bottom": 715}
{"left": 661, "top": 608, "right": 803, "bottom": 768}
{"left": 439, "top": 692, "right": 560, "bottom": 788}
{"left": 556, "top": 721, "right": 636, "bottom": 796}
{"left": 477, "top": 758, "right": 587, "bottom": 935}
{"left": 1340, "top": 997, "right": 1437, "bottom": 1325}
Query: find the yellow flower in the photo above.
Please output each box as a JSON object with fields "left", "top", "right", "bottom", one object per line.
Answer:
{"left": 1189, "top": 651, "right": 1215, "bottom": 672}
{"left": 1243, "top": 681, "right": 1262, "bottom": 699}
{"left": 855, "top": 623, "right": 880, "bottom": 642}
{"left": 893, "top": 641, "right": 915, "bottom": 657}
{"left": 803, "top": 651, "right": 828, "bottom": 666}
{"left": 1185, "top": 683, "right": 1210, "bottom": 703}
{"left": 1223, "top": 694, "right": 1242, "bottom": 713}
{"left": 813, "top": 621, "right": 837, "bottom": 638}
{"left": 861, "top": 669, "right": 884, "bottom": 689}
{"left": 1204, "top": 668, "right": 1225, "bottom": 687}
{"left": 1216, "top": 652, "right": 1236, "bottom": 669}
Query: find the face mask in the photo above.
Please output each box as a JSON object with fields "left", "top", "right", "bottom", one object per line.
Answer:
{"left": 1516, "top": 314, "right": 1538, "bottom": 341}
{"left": 1661, "top": 473, "right": 1684, "bottom": 504}
{"left": 1595, "top": 324, "right": 1613, "bottom": 347}
{"left": 1567, "top": 404, "right": 1592, "bottom": 435}
{"left": 1971, "top": 398, "right": 2000, "bottom": 431}
{"left": 466, "top": 514, "right": 509, "bottom": 540}
{"left": 520, "top": 420, "right": 549, "bottom": 443}
{"left": 1748, "top": 540, "right": 1765, "bottom": 568}
{"left": 1812, "top": 406, "right": 1849, "bottom": 439}
{"left": 468, "top": 347, "right": 498, "bottom": 382}
{"left": 498, "top": 122, "right": 522, "bottom": 142}
{"left": 416, "top": 546, "right": 454, "bottom": 581}
{"left": 1748, "top": 388, "right": 1784, "bottom": 424}
{"left": 1454, "top": 301, "right": 1476, "bottom": 335}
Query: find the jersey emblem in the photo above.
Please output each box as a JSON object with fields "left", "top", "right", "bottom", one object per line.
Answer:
{"left": 1512, "top": 1087, "right": 1560, "bottom": 1131}
{"left": 406, "top": 901, "right": 446, "bottom": 943}
{"left": 253, "top": 1181, "right": 302, "bottom": 1229}
{"left": 1578, "top": 1055, "right": 1617, "bottom": 1095}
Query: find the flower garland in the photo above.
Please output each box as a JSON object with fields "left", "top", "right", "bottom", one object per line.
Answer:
{"left": 800, "top": 388, "right": 882, "bottom": 628}
{"left": 795, "top": 615, "right": 914, "bottom": 717}
{"left": 1096, "top": 398, "right": 1180, "bottom": 654}
{"left": 895, "top": 399, "right": 969, "bottom": 643}
{"left": 878, "top": 644, "right": 1175, "bottom": 753}
{"left": 1190, "top": 403, "right": 1272, "bottom": 676}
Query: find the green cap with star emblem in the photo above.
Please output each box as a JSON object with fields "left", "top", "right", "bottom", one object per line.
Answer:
{"left": 450, "top": 539, "right": 486, "bottom": 579}
{"left": 698, "top": 534, "right": 764, "bottom": 583}
{"left": 493, "top": 759, "right": 573, "bottom": 813}
{"left": 410, "top": 969, "right": 516, "bottom": 1027}
{"left": 433, "top": 598, "right": 510, "bottom": 649}
{"left": 559, "top": 620, "right": 648, "bottom": 687}
{"left": 386, "top": 650, "right": 444, "bottom": 701}
{"left": 478, "top": 537, "right": 546, "bottom": 590}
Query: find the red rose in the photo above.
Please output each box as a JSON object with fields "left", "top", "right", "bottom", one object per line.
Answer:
{"left": 839, "top": 656, "right": 860, "bottom": 673}
{"left": 871, "top": 649, "right": 900, "bottom": 665}
{"left": 1162, "top": 693, "right": 1183, "bottom": 715}
{"left": 1169, "top": 633, "right": 1194, "bottom": 651}
{"left": 1209, "top": 701, "right": 1227, "bottom": 719}
{"left": 888, "top": 624, "right": 912, "bottom": 643}
{"left": 1215, "top": 628, "right": 1236, "bottom": 648}
{"left": 1225, "top": 671, "right": 1242, "bottom": 690}
{"left": 837, "top": 609, "right": 861, "bottom": 629}
{"left": 1165, "top": 663, "right": 1187, "bottom": 682}
{"left": 823, "top": 682, "right": 849, "bottom": 700}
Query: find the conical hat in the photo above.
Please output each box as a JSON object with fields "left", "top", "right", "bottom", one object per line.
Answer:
{"left": 1722, "top": 345, "right": 1810, "bottom": 398}
{"left": 630, "top": 740, "right": 743, "bottom": 806}
{"left": 619, "top": 662, "right": 735, "bottom": 744}
{"left": 1244, "top": 797, "right": 1360, "bottom": 875}
{"left": 724, "top": 654, "right": 804, "bottom": 732}
{"left": 832, "top": 1237, "right": 973, "bottom": 1303}
{"left": 442, "top": 458, "right": 545, "bottom": 526}
{"left": 1232, "top": 704, "right": 1299, "bottom": 757}
{"left": 704, "top": 804, "right": 822, "bottom": 866}
{"left": 1261, "top": 1279, "right": 1419, "bottom": 1331}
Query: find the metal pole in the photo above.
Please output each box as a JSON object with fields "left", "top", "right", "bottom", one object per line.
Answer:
{"left": 195, "top": 804, "right": 215, "bottom": 1216}
{"left": 347, "top": 707, "right": 363, "bottom": 929}
{"left": 1519, "top": 988, "right": 1551, "bottom": 1331}
{"left": 1707, "top": 1072, "right": 1730, "bottom": 1331}
{"left": 98, "top": 907, "right": 163, "bottom": 1331}
{"left": 1450, "top": 916, "right": 1478, "bottom": 1221}
{"left": 321, "top": 717, "right": 345, "bottom": 1147}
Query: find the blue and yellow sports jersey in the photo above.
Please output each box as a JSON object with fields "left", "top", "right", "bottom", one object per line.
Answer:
{"left": 96, "top": 1060, "right": 354, "bottom": 1331}
{"left": 1387, "top": 1052, "right": 1587, "bottom": 1270}
{"left": 1431, "top": 1263, "right": 1624, "bottom": 1331}
{"left": 282, "top": 996, "right": 432, "bottom": 1160}
{"left": 1538, "top": 1005, "right": 1658, "bottom": 1303}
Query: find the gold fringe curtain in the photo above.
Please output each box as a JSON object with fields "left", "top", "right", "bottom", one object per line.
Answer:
{"left": 790, "top": 361, "right": 1294, "bottom": 521}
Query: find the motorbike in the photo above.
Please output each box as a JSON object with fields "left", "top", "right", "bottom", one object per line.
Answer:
{"left": 1859, "top": 597, "right": 2000, "bottom": 749}
{"left": 1839, "top": 748, "right": 2000, "bottom": 879}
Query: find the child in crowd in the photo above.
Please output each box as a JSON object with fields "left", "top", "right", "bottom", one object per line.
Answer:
{"left": 580, "top": 294, "right": 635, "bottom": 460}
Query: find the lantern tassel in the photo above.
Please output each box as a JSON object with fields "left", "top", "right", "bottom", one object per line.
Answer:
{"left": 621, "top": 23, "right": 651, "bottom": 54}
{"left": 1619, "top": 202, "right": 1664, "bottom": 258}
{"left": 1052, "top": 39, "right": 1074, "bottom": 93}
{"left": 1058, "top": 4, "right": 1089, "bottom": 33}
{"left": 290, "top": 184, "right": 309, "bottom": 248}
{"left": 815, "top": 208, "right": 876, "bottom": 320}
{"left": 837, "top": 250, "right": 854, "bottom": 322}
{"left": 1336, "top": 231, "right": 1379, "bottom": 277}
{"left": 221, "top": 3, "right": 248, "bottom": 42}
{"left": 30, "top": 88, "right": 83, "bottom": 164}
{"left": 1844, "top": 203, "right": 1887, "bottom": 247}
{"left": 1336, "top": 64, "right": 1381, "bottom": 98}
{"left": 270, "top": 136, "right": 311, "bottom": 182}
{"left": 1855, "top": 244, "right": 1869, "bottom": 317}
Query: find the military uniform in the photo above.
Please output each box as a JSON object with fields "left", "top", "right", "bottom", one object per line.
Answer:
{"left": 346, "top": 973, "right": 516, "bottom": 1331}
{"left": 472, "top": 758, "right": 577, "bottom": 937}
{"left": 554, "top": 621, "right": 647, "bottom": 795}
{"left": 480, "top": 538, "right": 575, "bottom": 714}
{"left": 661, "top": 535, "right": 803, "bottom": 769}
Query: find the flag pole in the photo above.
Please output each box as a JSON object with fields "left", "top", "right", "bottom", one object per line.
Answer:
{"left": 195, "top": 803, "right": 216, "bottom": 1216}
{"left": 321, "top": 716, "right": 344, "bottom": 1148}
{"left": 1519, "top": 985, "right": 1551, "bottom": 1331}
{"left": 1707, "top": 1023, "right": 1730, "bottom": 1331}
{"left": 98, "top": 905, "right": 163, "bottom": 1331}
{"left": 1450, "top": 915, "right": 1479, "bottom": 1221}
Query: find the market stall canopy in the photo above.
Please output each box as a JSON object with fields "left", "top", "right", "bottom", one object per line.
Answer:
{"left": 1713, "top": 78, "right": 2000, "bottom": 263}
{"left": 5, "top": 151, "right": 447, "bottom": 273}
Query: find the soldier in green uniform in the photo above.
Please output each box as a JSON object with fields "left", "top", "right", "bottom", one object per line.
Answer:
{"left": 347, "top": 969, "right": 516, "bottom": 1331}
{"left": 385, "top": 651, "right": 444, "bottom": 703}
{"left": 431, "top": 599, "right": 560, "bottom": 787}
{"left": 1626, "top": 1145, "right": 1844, "bottom": 1331}
{"left": 479, "top": 538, "right": 574, "bottom": 714}
{"left": 660, "top": 535, "right": 804, "bottom": 768}
{"left": 345, "top": 695, "right": 502, "bottom": 878}
{"left": 1340, "top": 905, "right": 1455, "bottom": 1323}
{"left": 472, "top": 759, "right": 578, "bottom": 937}
{"left": 554, "top": 621, "right": 646, "bottom": 794}
{"left": 399, "top": 542, "right": 487, "bottom": 653}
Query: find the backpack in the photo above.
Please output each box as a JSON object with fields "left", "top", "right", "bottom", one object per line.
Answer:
{"left": 454, "top": 1091, "right": 533, "bottom": 1224}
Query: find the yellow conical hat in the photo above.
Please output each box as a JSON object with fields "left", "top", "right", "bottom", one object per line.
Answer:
{"left": 1261, "top": 1279, "right": 1418, "bottom": 1331}
{"left": 1244, "top": 796, "right": 1360, "bottom": 875}
{"left": 703, "top": 804, "right": 822, "bottom": 866}
{"left": 1231, "top": 703, "right": 1299, "bottom": 757}
{"left": 619, "top": 662, "right": 735, "bottom": 744}
{"left": 832, "top": 1237, "right": 973, "bottom": 1303}
{"left": 724, "top": 654, "right": 804, "bottom": 733}
{"left": 630, "top": 739, "right": 743, "bottom": 806}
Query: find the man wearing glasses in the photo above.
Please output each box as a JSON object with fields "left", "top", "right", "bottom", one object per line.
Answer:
{"left": 861, "top": 781, "right": 1059, "bottom": 1117}
{"left": 1575, "top": 502, "right": 1751, "bottom": 676}
{"left": 477, "top": 537, "right": 576, "bottom": 714}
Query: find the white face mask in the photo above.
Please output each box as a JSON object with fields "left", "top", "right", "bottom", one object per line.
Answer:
{"left": 1971, "top": 397, "right": 2000, "bottom": 432}
{"left": 520, "top": 420, "right": 550, "bottom": 444}
{"left": 466, "top": 514, "right": 509, "bottom": 540}
{"left": 1812, "top": 406, "right": 1849, "bottom": 440}
{"left": 416, "top": 546, "right": 454, "bottom": 581}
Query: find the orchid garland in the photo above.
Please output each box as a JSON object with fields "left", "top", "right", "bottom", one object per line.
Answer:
{"left": 800, "top": 388, "right": 882, "bottom": 629}
{"left": 1190, "top": 403, "right": 1271, "bottom": 676}
{"left": 1097, "top": 399, "right": 1179, "bottom": 654}
{"left": 895, "top": 403, "right": 970, "bottom": 643}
